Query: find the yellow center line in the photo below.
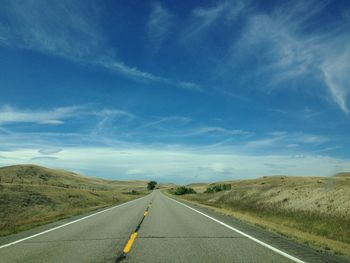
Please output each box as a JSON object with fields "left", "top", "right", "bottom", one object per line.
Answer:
{"left": 119, "top": 203, "right": 152, "bottom": 256}
{"left": 123, "top": 232, "right": 138, "bottom": 254}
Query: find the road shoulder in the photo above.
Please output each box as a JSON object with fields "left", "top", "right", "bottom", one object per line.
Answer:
{"left": 163, "top": 191, "right": 350, "bottom": 263}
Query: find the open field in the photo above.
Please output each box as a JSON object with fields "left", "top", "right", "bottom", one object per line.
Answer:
{"left": 0, "top": 164, "right": 149, "bottom": 236}
{"left": 168, "top": 174, "right": 350, "bottom": 257}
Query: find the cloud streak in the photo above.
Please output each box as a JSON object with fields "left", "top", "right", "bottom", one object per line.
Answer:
{"left": 321, "top": 47, "right": 350, "bottom": 114}
{"left": 194, "top": 0, "right": 350, "bottom": 113}
{"left": 147, "top": 2, "right": 174, "bottom": 50}
{"left": 246, "top": 132, "right": 328, "bottom": 148}
{"left": 0, "top": 105, "right": 83, "bottom": 125}
{"left": 183, "top": 0, "right": 246, "bottom": 41}
{"left": 0, "top": 0, "right": 200, "bottom": 91}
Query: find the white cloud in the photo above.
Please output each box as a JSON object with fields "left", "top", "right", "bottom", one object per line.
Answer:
{"left": 246, "top": 132, "right": 327, "bottom": 148}
{"left": 321, "top": 47, "right": 350, "bottom": 114}
{"left": 234, "top": 13, "right": 315, "bottom": 85}
{"left": 93, "top": 108, "right": 134, "bottom": 119}
{"left": 1, "top": 0, "right": 101, "bottom": 59}
{"left": 38, "top": 148, "right": 62, "bottom": 155}
{"left": 247, "top": 137, "right": 282, "bottom": 148}
{"left": 228, "top": 1, "right": 350, "bottom": 113}
{"left": 195, "top": 127, "right": 251, "bottom": 136}
{"left": 183, "top": 0, "right": 246, "bottom": 40}
{"left": 297, "top": 134, "right": 327, "bottom": 144}
{"left": 97, "top": 59, "right": 164, "bottom": 82}
{"left": 0, "top": 104, "right": 136, "bottom": 137}
{"left": 178, "top": 82, "right": 202, "bottom": 91}
{"left": 0, "top": 0, "right": 200, "bottom": 91}
{"left": 0, "top": 105, "right": 83, "bottom": 125}
{"left": 137, "top": 116, "right": 191, "bottom": 130}
{"left": 147, "top": 2, "right": 174, "bottom": 50}
{"left": 1, "top": 146, "right": 349, "bottom": 182}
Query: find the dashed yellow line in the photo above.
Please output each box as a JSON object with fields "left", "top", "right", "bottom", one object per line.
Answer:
{"left": 123, "top": 232, "right": 138, "bottom": 253}
{"left": 120, "top": 202, "right": 152, "bottom": 257}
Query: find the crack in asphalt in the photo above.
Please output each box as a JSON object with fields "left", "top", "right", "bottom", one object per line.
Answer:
{"left": 22, "top": 237, "right": 128, "bottom": 243}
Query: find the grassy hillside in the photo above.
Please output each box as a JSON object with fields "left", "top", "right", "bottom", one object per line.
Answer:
{"left": 334, "top": 172, "right": 350, "bottom": 178}
{"left": 0, "top": 164, "right": 149, "bottom": 236}
{"left": 169, "top": 174, "right": 350, "bottom": 257}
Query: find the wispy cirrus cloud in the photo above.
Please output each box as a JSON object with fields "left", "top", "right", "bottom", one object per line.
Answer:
{"left": 321, "top": 47, "right": 350, "bottom": 114}
{"left": 137, "top": 116, "right": 191, "bottom": 130}
{"left": 247, "top": 131, "right": 328, "bottom": 148}
{"left": 0, "top": 104, "right": 135, "bottom": 134}
{"left": 0, "top": 105, "right": 83, "bottom": 125}
{"left": 187, "top": 127, "right": 252, "bottom": 137}
{"left": 0, "top": 0, "right": 200, "bottom": 91}
{"left": 147, "top": 2, "right": 174, "bottom": 50}
{"left": 180, "top": 0, "right": 349, "bottom": 113}
{"left": 92, "top": 108, "right": 134, "bottom": 119}
{"left": 0, "top": 104, "right": 345, "bottom": 182}
{"left": 182, "top": 0, "right": 247, "bottom": 41}
{"left": 98, "top": 59, "right": 201, "bottom": 91}
{"left": 38, "top": 148, "right": 62, "bottom": 155}
{"left": 227, "top": 0, "right": 350, "bottom": 113}
{"left": 0, "top": 104, "right": 334, "bottom": 157}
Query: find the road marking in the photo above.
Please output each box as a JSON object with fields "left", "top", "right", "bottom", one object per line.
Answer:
{"left": 117, "top": 201, "right": 152, "bottom": 261}
{"left": 123, "top": 232, "right": 138, "bottom": 253}
{"left": 0, "top": 194, "right": 150, "bottom": 250}
{"left": 165, "top": 194, "right": 305, "bottom": 263}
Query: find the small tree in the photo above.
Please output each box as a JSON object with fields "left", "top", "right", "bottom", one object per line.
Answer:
{"left": 147, "top": 181, "right": 157, "bottom": 190}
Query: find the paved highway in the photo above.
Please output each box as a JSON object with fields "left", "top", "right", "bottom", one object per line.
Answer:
{"left": 0, "top": 190, "right": 348, "bottom": 262}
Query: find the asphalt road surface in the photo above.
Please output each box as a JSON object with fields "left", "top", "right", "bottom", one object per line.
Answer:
{"left": 0, "top": 190, "right": 348, "bottom": 263}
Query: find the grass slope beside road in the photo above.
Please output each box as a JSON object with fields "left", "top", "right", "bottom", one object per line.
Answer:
{"left": 0, "top": 164, "right": 149, "bottom": 236}
{"left": 168, "top": 174, "right": 350, "bottom": 258}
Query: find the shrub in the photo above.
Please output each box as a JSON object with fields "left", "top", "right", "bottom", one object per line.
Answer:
{"left": 174, "top": 186, "right": 196, "bottom": 195}
{"left": 205, "top": 184, "right": 231, "bottom": 193}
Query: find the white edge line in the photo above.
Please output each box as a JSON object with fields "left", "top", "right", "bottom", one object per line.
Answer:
{"left": 0, "top": 194, "right": 150, "bottom": 249}
{"left": 164, "top": 194, "right": 305, "bottom": 263}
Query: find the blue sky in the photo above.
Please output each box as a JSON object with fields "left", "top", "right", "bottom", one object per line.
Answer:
{"left": 1, "top": 0, "right": 350, "bottom": 183}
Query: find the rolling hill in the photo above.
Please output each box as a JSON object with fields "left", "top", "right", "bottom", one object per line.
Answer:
{"left": 169, "top": 174, "right": 350, "bottom": 257}
{"left": 0, "top": 164, "right": 149, "bottom": 236}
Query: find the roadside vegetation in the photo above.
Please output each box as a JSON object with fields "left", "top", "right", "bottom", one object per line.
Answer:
{"left": 168, "top": 174, "right": 350, "bottom": 257}
{"left": 171, "top": 186, "right": 196, "bottom": 195}
{"left": 204, "top": 184, "right": 231, "bottom": 193}
{"left": 147, "top": 181, "right": 157, "bottom": 190}
{"left": 0, "top": 164, "right": 149, "bottom": 236}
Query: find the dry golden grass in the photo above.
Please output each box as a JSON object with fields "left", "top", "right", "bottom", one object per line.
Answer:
{"left": 185, "top": 183, "right": 208, "bottom": 193}
{"left": 175, "top": 174, "right": 350, "bottom": 257}
{"left": 0, "top": 164, "right": 149, "bottom": 236}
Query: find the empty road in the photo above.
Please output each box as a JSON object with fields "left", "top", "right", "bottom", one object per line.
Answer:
{"left": 0, "top": 190, "right": 347, "bottom": 263}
